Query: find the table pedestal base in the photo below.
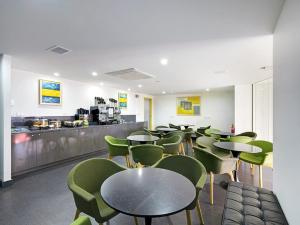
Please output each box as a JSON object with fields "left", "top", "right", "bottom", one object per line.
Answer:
{"left": 145, "top": 217, "right": 152, "bottom": 225}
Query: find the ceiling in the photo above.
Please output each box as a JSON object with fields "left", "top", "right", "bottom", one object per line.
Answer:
{"left": 0, "top": 0, "right": 284, "bottom": 95}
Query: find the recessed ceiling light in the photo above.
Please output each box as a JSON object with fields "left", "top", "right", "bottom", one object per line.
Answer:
{"left": 162, "top": 91, "right": 166, "bottom": 94}
{"left": 92, "top": 72, "right": 98, "bottom": 77}
{"left": 53, "top": 72, "right": 60, "bottom": 77}
{"left": 138, "top": 84, "right": 142, "bottom": 88}
{"left": 128, "top": 88, "right": 131, "bottom": 91}
{"left": 99, "top": 82, "right": 104, "bottom": 86}
{"left": 160, "top": 58, "right": 168, "bottom": 66}
{"left": 206, "top": 88, "right": 210, "bottom": 92}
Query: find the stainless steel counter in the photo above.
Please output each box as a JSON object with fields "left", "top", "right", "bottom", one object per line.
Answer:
{"left": 11, "top": 122, "right": 145, "bottom": 176}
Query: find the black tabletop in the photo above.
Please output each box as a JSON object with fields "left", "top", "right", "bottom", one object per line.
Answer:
{"left": 156, "top": 127, "right": 177, "bottom": 132}
{"left": 100, "top": 168, "right": 196, "bottom": 218}
{"left": 213, "top": 142, "right": 262, "bottom": 153}
{"left": 127, "top": 135, "right": 159, "bottom": 142}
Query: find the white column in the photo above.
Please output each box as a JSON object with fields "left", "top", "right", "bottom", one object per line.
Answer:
{"left": 0, "top": 54, "right": 12, "bottom": 183}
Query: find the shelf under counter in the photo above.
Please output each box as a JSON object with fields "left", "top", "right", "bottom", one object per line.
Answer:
{"left": 11, "top": 122, "right": 145, "bottom": 176}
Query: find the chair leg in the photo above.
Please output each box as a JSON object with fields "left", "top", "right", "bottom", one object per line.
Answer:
{"left": 251, "top": 164, "right": 255, "bottom": 176}
{"left": 259, "top": 165, "right": 263, "bottom": 188}
{"left": 181, "top": 143, "right": 186, "bottom": 155}
{"left": 74, "top": 209, "right": 80, "bottom": 220}
{"left": 107, "top": 154, "right": 112, "bottom": 160}
{"left": 228, "top": 171, "right": 234, "bottom": 181}
{"left": 210, "top": 172, "right": 214, "bottom": 205}
{"left": 124, "top": 155, "right": 130, "bottom": 168}
{"left": 185, "top": 210, "right": 192, "bottom": 225}
{"left": 134, "top": 217, "right": 139, "bottom": 225}
{"left": 196, "top": 200, "right": 205, "bottom": 225}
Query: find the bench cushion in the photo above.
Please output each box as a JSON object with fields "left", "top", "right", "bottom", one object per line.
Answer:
{"left": 222, "top": 182, "right": 288, "bottom": 225}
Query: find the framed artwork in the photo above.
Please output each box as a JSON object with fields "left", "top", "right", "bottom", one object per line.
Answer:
{"left": 39, "top": 79, "right": 62, "bottom": 105}
{"left": 176, "top": 96, "right": 201, "bottom": 115}
{"left": 118, "top": 93, "right": 128, "bottom": 108}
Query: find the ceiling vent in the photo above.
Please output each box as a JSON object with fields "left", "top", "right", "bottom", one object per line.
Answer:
{"left": 105, "top": 68, "right": 154, "bottom": 81}
{"left": 46, "top": 45, "right": 71, "bottom": 55}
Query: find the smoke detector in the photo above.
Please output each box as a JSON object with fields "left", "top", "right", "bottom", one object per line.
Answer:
{"left": 46, "top": 45, "right": 71, "bottom": 55}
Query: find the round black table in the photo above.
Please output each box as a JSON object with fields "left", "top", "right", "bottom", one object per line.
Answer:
{"left": 178, "top": 124, "right": 195, "bottom": 129}
{"left": 101, "top": 168, "right": 196, "bottom": 225}
{"left": 211, "top": 131, "right": 235, "bottom": 138}
{"left": 127, "top": 135, "right": 159, "bottom": 144}
{"left": 213, "top": 142, "right": 262, "bottom": 181}
{"left": 156, "top": 127, "right": 177, "bottom": 133}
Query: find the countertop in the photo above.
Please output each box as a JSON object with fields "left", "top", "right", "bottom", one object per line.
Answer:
{"left": 11, "top": 122, "right": 144, "bottom": 135}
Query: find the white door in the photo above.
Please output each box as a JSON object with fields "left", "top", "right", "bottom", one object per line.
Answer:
{"left": 253, "top": 78, "right": 273, "bottom": 141}
{"left": 144, "top": 98, "right": 151, "bottom": 129}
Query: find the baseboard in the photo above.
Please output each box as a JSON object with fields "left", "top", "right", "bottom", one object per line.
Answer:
{"left": 0, "top": 179, "right": 14, "bottom": 188}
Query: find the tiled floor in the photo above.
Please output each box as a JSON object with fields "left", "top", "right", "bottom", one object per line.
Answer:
{"left": 0, "top": 148, "right": 272, "bottom": 225}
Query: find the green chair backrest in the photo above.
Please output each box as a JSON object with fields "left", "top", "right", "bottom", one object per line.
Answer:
{"left": 229, "top": 136, "right": 252, "bottom": 143}
{"left": 204, "top": 128, "right": 221, "bottom": 139}
{"left": 156, "top": 135, "right": 182, "bottom": 154}
{"left": 67, "top": 158, "right": 126, "bottom": 220}
{"left": 236, "top": 132, "right": 257, "bottom": 139}
{"left": 163, "top": 130, "right": 185, "bottom": 139}
{"left": 196, "top": 136, "right": 217, "bottom": 149}
{"left": 169, "top": 123, "right": 181, "bottom": 130}
{"left": 71, "top": 216, "right": 92, "bottom": 225}
{"left": 144, "top": 128, "right": 161, "bottom": 137}
{"left": 130, "top": 144, "right": 163, "bottom": 166}
{"left": 197, "top": 125, "right": 211, "bottom": 134}
{"left": 130, "top": 130, "right": 149, "bottom": 136}
{"left": 104, "top": 135, "right": 129, "bottom": 156}
{"left": 183, "top": 128, "right": 194, "bottom": 139}
{"left": 248, "top": 140, "right": 273, "bottom": 154}
{"left": 153, "top": 155, "right": 207, "bottom": 209}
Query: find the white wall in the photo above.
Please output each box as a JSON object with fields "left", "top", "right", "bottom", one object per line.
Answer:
{"left": 11, "top": 69, "right": 152, "bottom": 122}
{"left": 273, "top": 1, "right": 300, "bottom": 224}
{"left": 234, "top": 84, "right": 253, "bottom": 134}
{"left": 154, "top": 89, "right": 234, "bottom": 131}
{"left": 253, "top": 78, "right": 273, "bottom": 141}
{"left": 0, "top": 54, "right": 12, "bottom": 183}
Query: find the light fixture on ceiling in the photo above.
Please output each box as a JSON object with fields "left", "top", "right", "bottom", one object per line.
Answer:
{"left": 160, "top": 58, "right": 168, "bottom": 66}
{"left": 206, "top": 88, "right": 210, "bottom": 92}
{"left": 138, "top": 84, "right": 142, "bottom": 88}
{"left": 162, "top": 91, "right": 166, "bottom": 94}
{"left": 99, "top": 82, "right": 104, "bottom": 86}
{"left": 53, "top": 72, "right": 60, "bottom": 77}
{"left": 128, "top": 88, "right": 131, "bottom": 91}
{"left": 92, "top": 72, "right": 98, "bottom": 77}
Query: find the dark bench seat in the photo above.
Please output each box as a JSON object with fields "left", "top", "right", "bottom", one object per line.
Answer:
{"left": 222, "top": 182, "right": 288, "bottom": 225}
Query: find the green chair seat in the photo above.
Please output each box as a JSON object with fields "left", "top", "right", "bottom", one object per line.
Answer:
{"left": 228, "top": 136, "right": 253, "bottom": 144}
{"left": 104, "top": 136, "right": 129, "bottom": 157}
{"left": 204, "top": 128, "right": 221, "bottom": 139}
{"left": 239, "top": 153, "right": 266, "bottom": 165}
{"left": 94, "top": 192, "right": 117, "bottom": 219}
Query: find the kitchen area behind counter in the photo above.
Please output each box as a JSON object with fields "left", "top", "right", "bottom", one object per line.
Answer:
{"left": 11, "top": 115, "right": 145, "bottom": 177}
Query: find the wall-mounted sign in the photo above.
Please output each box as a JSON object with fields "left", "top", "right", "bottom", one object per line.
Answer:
{"left": 118, "top": 93, "right": 128, "bottom": 109}
{"left": 176, "top": 96, "right": 200, "bottom": 116}
{"left": 39, "top": 79, "right": 62, "bottom": 105}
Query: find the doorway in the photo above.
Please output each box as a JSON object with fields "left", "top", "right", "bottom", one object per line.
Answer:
{"left": 144, "top": 97, "right": 153, "bottom": 129}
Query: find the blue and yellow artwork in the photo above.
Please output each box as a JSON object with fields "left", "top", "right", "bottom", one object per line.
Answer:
{"left": 39, "top": 80, "right": 62, "bottom": 105}
{"left": 118, "top": 93, "right": 128, "bottom": 108}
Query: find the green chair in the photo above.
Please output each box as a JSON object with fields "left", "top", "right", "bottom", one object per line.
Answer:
{"left": 153, "top": 155, "right": 207, "bottom": 225}
{"left": 239, "top": 140, "right": 273, "bottom": 188}
{"left": 104, "top": 136, "right": 130, "bottom": 167}
{"left": 204, "top": 128, "right": 221, "bottom": 139}
{"left": 156, "top": 135, "right": 182, "bottom": 155}
{"left": 197, "top": 125, "right": 211, "bottom": 135}
{"left": 228, "top": 136, "right": 253, "bottom": 143}
{"left": 169, "top": 123, "right": 181, "bottom": 130}
{"left": 144, "top": 128, "right": 161, "bottom": 138}
{"left": 130, "top": 144, "right": 163, "bottom": 167}
{"left": 71, "top": 216, "right": 92, "bottom": 225}
{"left": 68, "top": 158, "right": 135, "bottom": 225}
{"left": 195, "top": 131, "right": 204, "bottom": 138}
{"left": 193, "top": 146, "right": 238, "bottom": 205}
{"left": 236, "top": 131, "right": 257, "bottom": 139}
{"left": 196, "top": 136, "right": 232, "bottom": 158}
{"left": 162, "top": 130, "right": 186, "bottom": 155}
